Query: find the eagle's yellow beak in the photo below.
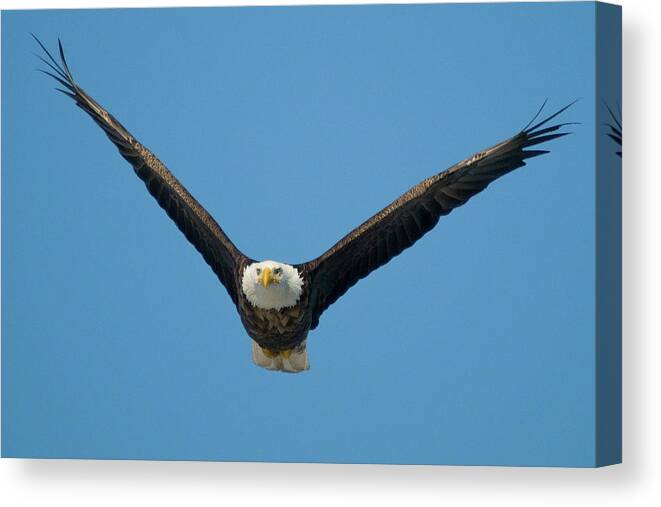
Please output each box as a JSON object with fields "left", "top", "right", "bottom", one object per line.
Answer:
{"left": 259, "top": 267, "right": 275, "bottom": 288}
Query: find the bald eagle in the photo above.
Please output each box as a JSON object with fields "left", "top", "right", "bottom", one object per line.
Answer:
{"left": 35, "top": 37, "right": 575, "bottom": 373}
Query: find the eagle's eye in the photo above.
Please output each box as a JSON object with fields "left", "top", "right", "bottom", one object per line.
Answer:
{"left": 255, "top": 268, "right": 262, "bottom": 275}
{"left": 274, "top": 267, "right": 283, "bottom": 275}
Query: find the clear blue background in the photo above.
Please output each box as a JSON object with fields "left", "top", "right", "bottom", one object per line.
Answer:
{"left": 2, "top": 3, "right": 597, "bottom": 465}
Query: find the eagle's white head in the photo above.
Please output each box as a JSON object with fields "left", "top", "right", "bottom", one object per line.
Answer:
{"left": 241, "top": 260, "right": 304, "bottom": 310}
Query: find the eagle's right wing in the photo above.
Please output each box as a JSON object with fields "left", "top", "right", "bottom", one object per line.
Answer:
{"left": 35, "top": 37, "right": 249, "bottom": 304}
{"left": 605, "top": 103, "right": 622, "bottom": 158}
{"left": 299, "top": 102, "right": 576, "bottom": 329}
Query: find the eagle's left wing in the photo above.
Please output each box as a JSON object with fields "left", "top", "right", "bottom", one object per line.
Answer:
{"left": 34, "top": 37, "right": 251, "bottom": 304}
{"left": 300, "top": 102, "right": 575, "bottom": 329}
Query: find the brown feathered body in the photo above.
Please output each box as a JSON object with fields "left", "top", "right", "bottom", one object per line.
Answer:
{"left": 234, "top": 260, "right": 313, "bottom": 352}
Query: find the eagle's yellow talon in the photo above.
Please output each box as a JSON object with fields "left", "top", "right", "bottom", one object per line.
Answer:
{"left": 281, "top": 349, "right": 293, "bottom": 359}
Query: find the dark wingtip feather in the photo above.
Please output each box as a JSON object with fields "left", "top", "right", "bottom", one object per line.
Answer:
{"left": 603, "top": 102, "right": 622, "bottom": 156}
{"left": 522, "top": 98, "right": 549, "bottom": 132}
{"left": 606, "top": 125, "right": 622, "bottom": 140}
{"left": 525, "top": 132, "right": 571, "bottom": 148}
{"left": 528, "top": 121, "right": 580, "bottom": 138}
{"left": 607, "top": 133, "right": 622, "bottom": 145}
{"left": 33, "top": 52, "right": 68, "bottom": 81}
{"left": 525, "top": 98, "right": 580, "bottom": 134}
{"left": 31, "top": 34, "right": 68, "bottom": 79}
{"left": 57, "top": 37, "right": 74, "bottom": 80}
{"left": 604, "top": 100, "right": 622, "bottom": 130}
{"left": 37, "top": 68, "right": 74, "bottom": 91}
{"left": 55, "top": 87, "right": 77, "bottom": 99}
{"left": 33, "top": 35, "right": 80, "bottom": 103}
{"left": 521, "top": 149, "right": 550, "bottom": 159}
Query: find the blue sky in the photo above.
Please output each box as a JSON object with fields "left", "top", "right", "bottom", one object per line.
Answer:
{"left": 3, "top": 3, "right": 599, "bottom": 465}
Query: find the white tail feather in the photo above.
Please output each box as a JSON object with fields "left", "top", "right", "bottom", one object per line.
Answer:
{"left": 251, "top": 341, "right": 309, "bottom": 373}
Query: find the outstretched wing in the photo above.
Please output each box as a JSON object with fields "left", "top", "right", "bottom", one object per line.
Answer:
{"left": 605, "top": 103, "right": 622, "bottom": 158}
{"left": 300, "top": 102, "right": 576, "bottom": 329}
{"left": 35, "top": 37, "right": 248, "bottom": 304}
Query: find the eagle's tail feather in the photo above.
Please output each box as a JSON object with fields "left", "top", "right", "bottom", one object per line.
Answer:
{"left": 251, "top": 341, "right": 309, "bottom": 373}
